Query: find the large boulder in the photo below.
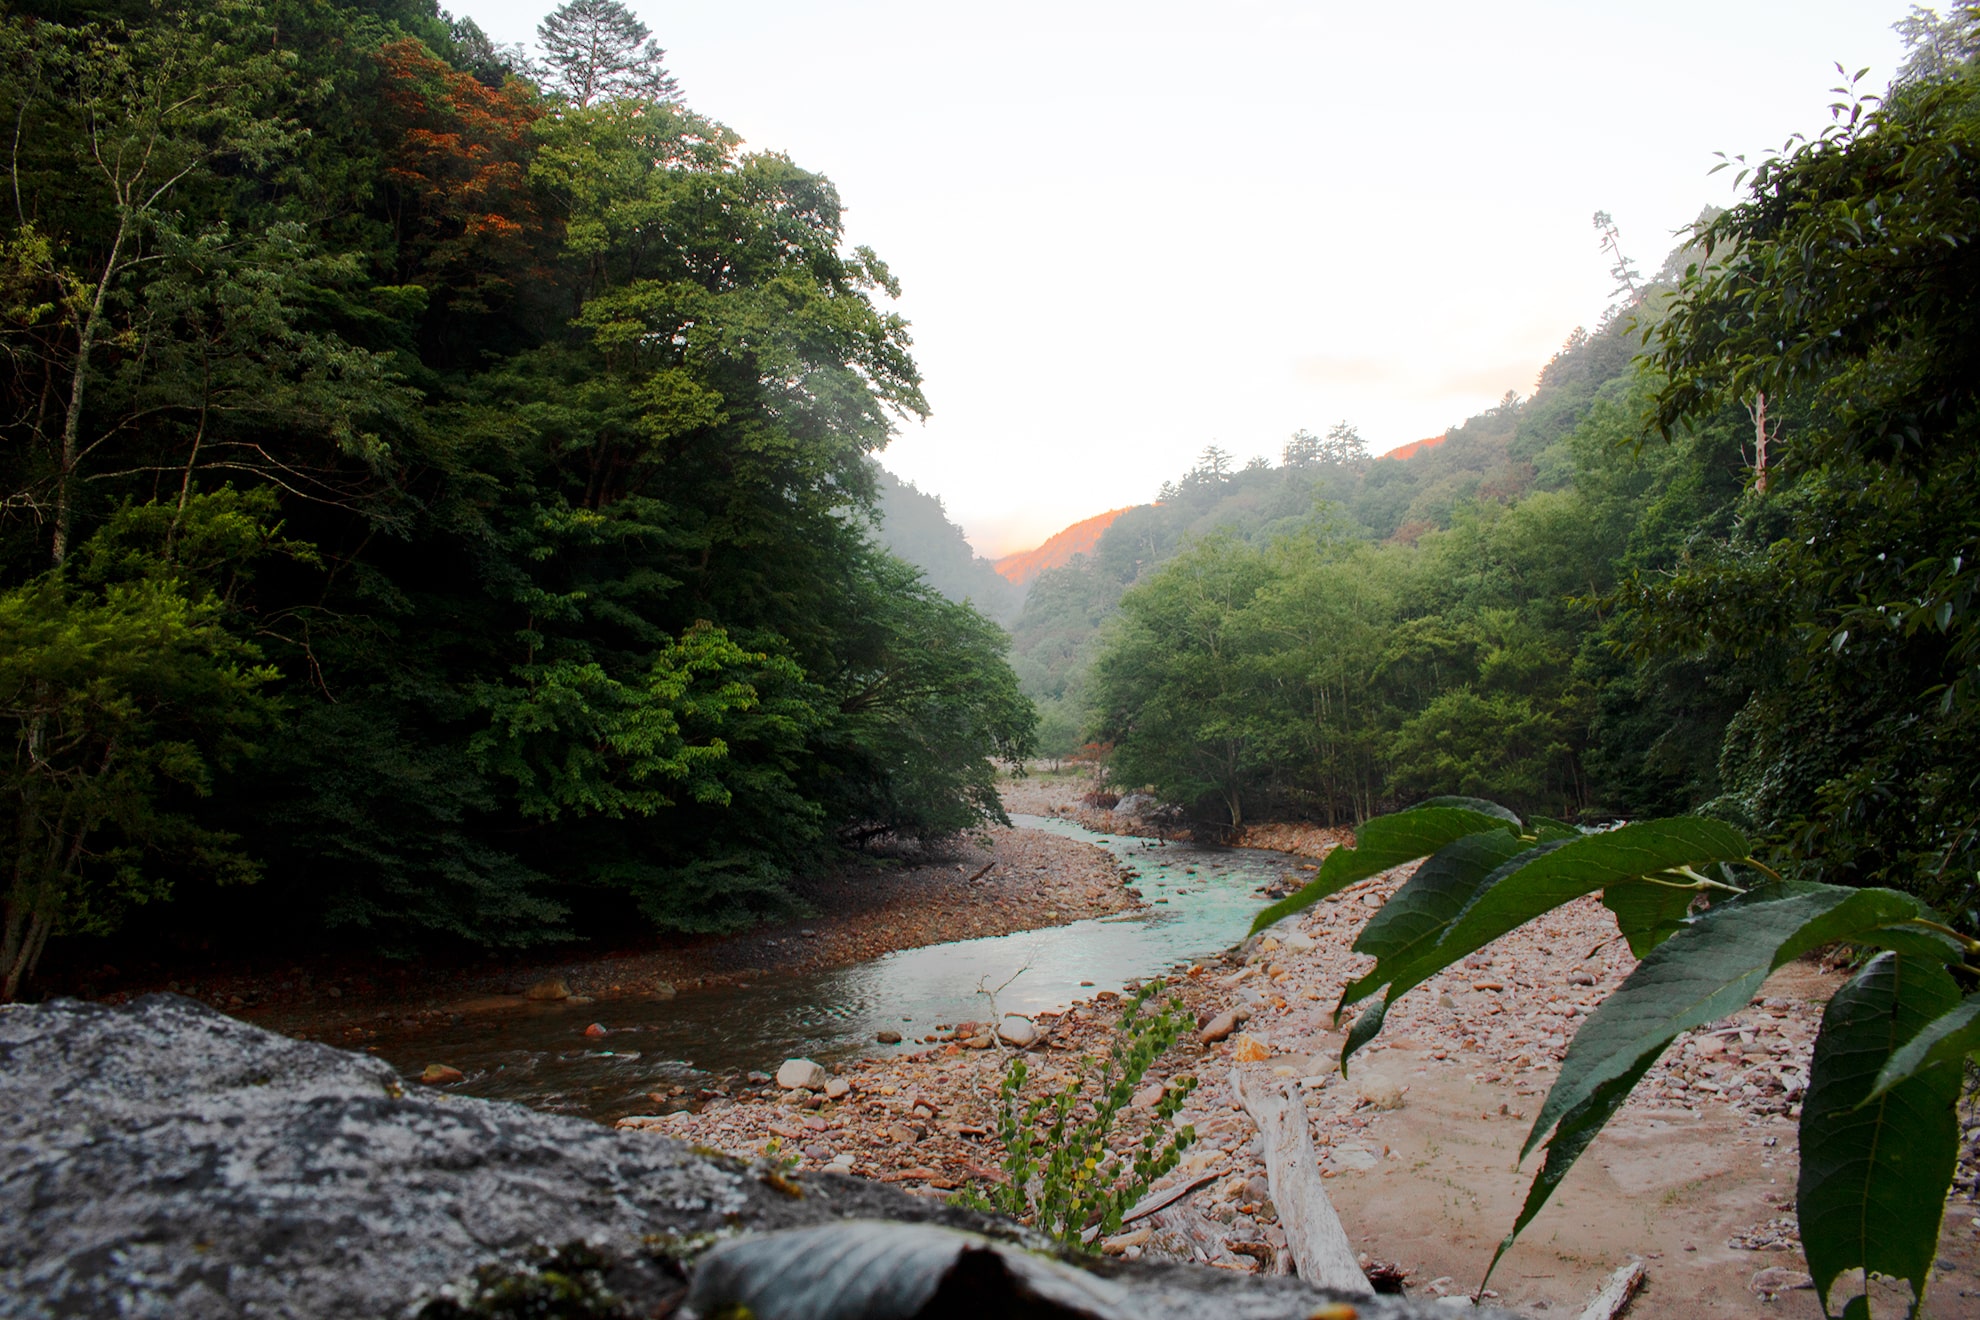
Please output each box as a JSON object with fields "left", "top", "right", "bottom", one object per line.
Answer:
{"left": 0, "top": 996, "right": 1507, "bottom": 1319}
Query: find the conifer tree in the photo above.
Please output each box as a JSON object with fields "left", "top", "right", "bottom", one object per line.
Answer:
{"left": 536, "top": 0, "right": 679, "bottom": 106}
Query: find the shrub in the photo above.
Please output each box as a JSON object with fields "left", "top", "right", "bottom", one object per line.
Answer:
{"left": 961, "top": 982, "right": 1197, "bottom": 1250}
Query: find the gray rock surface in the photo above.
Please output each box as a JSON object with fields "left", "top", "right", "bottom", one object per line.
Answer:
{"left": 1, "top": 996, "right": 1511, "bottom": 1319}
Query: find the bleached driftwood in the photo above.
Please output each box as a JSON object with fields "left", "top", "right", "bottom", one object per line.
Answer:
{"left": 1229, "top": 1068, "right": 1372, "bottom": 1293}
{"left": 1575, "top": 1261, "right": 1646, "bottom": 1320}
{"left": 1079, "top": 1166, "right": 1229, "bottom": 1243}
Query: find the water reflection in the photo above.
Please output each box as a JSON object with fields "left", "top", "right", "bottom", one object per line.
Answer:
{"left": 348, "top": 815, "right": 1306, "bottom": 1120}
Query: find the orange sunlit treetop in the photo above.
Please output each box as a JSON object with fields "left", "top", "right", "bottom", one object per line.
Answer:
{"left": 993, "top": 507, "right": 1135, "bottom": 587}
{"left": 1379, "top": 434, "right": 1447, "bottom": 462}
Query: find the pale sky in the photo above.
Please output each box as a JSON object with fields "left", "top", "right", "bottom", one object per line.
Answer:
{"left": 458, "top": 0, "right": 1916, "bottom": 557}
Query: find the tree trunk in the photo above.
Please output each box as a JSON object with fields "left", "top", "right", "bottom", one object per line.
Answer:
{"left": 2, "top": 905, "right": 51, "bottom": 1002}
{"left": 1750, "top": 392, "right": 1772, "bottom": 496}
{"left": 52, "top": 211, "right": 131, "bottom": 566}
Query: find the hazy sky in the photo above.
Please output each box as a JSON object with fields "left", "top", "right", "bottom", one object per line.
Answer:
{"left": 458, "top": 0, "right": 1916, "bottom": 556}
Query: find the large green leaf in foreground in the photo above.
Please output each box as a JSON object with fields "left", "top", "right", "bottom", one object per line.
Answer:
{"left": 1334, "top": 818, "right": 1750, "bottom": 1068}
{"left": 1601, "top": 877, "right": 1700, "bottom": 957}
{"left": 1248, "top": 804, "right": 1515, "bottom": 935}
{"left": 1333, "top": 833, "right": 1555, "bottom": 1066}
{"left": 1865, "top": 993, "right": 1980, "bottom": 1105}
{"left": 1799, "top": 953, "right": 1961, "bottom": 1320}
{"left": 1437, "top": 818, "right": 1751, "bottom": 970}
{"left": 1338, "top": 829, "right": 1539, "bottom": 1008}
{"left": 1524, "top": 883, "right": 1931, "bottom": 1163}
{"left": 1489, "top": 881, "right": 1958, "bottom": 1287}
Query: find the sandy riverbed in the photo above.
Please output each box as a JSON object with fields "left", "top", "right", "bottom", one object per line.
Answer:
{"left": 621, "top": 773, "right": 1980, "bottom": 1318}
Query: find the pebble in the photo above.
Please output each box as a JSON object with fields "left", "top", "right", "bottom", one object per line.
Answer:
{"left": 775, "top": 1058, "right": 828, "bottom": 1091}
{"left": 419, "top": 1064, "right": 463, "bottom": 1085}
{"left": 876, "top": 1030, "right": 902, "bottom": 1044}
{"left": 1749, "top": 1266, "right": 1814, "bottom": 1298}
{"left": 522, "top": 978, "right": 570, "bottom": 1002}
{"left": 1356, "top": 1076, "right": 1406, "bottom": 1111}
{"left": 1198, "top": 1008, "right": 1250, "bottom": 1044}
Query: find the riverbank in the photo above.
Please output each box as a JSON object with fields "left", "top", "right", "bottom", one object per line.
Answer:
{"left": 49, "top": 811, "right": 1138, "bottom": 1036}
{"left": 618, "top": 775, "right": 1980, "bottom": 1317}
{"left": 1003, "top": 767, "right": 1355, "bottom": 859}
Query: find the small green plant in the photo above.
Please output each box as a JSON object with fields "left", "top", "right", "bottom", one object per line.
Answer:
{"left": 960, "top": 981, "right": 1198, "bottom": 1250}
{"left": 1254, "top": 796, "right": 1977, "bottom": 1319}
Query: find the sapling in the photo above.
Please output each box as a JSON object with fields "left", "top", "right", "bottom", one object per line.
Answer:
{"left": 960, "top": 980, "right": 1198, "bottom": 1250}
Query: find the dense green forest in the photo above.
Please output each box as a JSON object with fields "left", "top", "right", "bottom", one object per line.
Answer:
{"left": 1064, "top": 22, "right": 1980, "bottom": 930}
{"left": 0, "top": 0, "right": 1035, "bottom": 997}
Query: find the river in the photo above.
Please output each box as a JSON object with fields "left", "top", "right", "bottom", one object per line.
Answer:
{"left": 343, "top": 815, "right": 1307, "bottom": 1121}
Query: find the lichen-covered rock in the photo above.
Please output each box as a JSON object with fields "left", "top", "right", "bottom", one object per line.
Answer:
{"left": 0, "top": 996, "right": 1510, "bottom": 1320}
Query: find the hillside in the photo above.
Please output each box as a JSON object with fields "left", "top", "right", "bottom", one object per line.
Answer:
{"left": 872, "top": 468, "right": 1025, "bottom": 623}
{"left": 991, "top": 507, "right": 1135, "bottom": 588}
{"left": 1009, "top": 312, "right": 1647, "bottom": 758}
{"left": 1379, "top": 434, "right": 1446, "bottom": 461}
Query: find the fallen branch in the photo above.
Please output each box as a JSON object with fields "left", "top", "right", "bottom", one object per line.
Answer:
{"left": 1079, "top": 1166, "right": 1229, "bottom": 1243}
{"left": 1230, "top": 1068, "right": 1371, "bottom": 1293}
{"left": 1574, "top": 1261, "right": 1645, "bottom": 1320}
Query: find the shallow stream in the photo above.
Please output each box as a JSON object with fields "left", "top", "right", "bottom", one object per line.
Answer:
{"left": 343, "top": 816, "right": 1306, "bottom": 1121}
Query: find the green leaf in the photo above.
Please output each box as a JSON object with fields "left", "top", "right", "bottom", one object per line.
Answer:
{"left": 1799, "top": 953, "right": 1960, "bottom": 1319}
{"left": 1524, "top": 815, "right": 1582, "bottom": 841}
{"left": 1340, "top": 820, "right": 1754, "bottom": 1067}
{"left": 1601, "top": 878, "right": 1698, "bottom": 957}
{"left": 1483, "top": 1050, "right": 1662, "bottom": 1291}
{"left": 1440, "top": 819, "right": 1751, "bottom": 971}
{"left": 684, "top": 1221, "right": 1131, "bottom": 1320}
{"left": 1249, "top": 804, "right": 1514, "bottom": 935}
{"left": 1341, "top": 829, "right": 1536, "bottom": 1007}
{"left": 1416, "top": 795, "right": 1523, "bottom": 824}
{"left": 1342, "top": 998, "right": 1389, "bottom": 1065}
{"left": 1864, "top": 994, "right": 1980, "bottom": 1105}
{"left": 1523, "top": 883, "right": 1924, "bottom": 1164}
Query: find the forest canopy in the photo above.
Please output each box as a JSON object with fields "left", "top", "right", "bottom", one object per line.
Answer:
{"left": 1054, "top": 20, "right": 1980, "bottom": 934}
{"left": 0, "top": 0, "right": 1033, "bottom": 996}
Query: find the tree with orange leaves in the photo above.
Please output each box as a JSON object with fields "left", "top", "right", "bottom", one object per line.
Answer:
{"left": 374, "top": 37, "right": 552, "bottom": 311}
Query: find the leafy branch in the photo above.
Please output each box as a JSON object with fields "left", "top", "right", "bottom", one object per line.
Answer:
{"left": 1255, "top": 799, "right": 1971, "bottom": 1318}
{"left": 959, "top": 980, "right": 1197, "bottom": 1251}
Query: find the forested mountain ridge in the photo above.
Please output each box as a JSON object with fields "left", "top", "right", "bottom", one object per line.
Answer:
{"left": 992, "top": 507, "right": 1133, "bottom": 589}
{"left": 1075, "top": 22, "right": 1980, "bottom": 931}
{"left": 870, "top": 467, "right": 1024, "bottom": 624}
{"left": 1007, "top": 330, "right": 1644, "bottom": 765}
{"left": 0, "top": 0, "right": 1033, "bottom": 997}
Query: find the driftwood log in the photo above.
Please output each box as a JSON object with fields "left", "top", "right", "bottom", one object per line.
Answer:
{"left": 1576, "top": 1260, "right": 1646, "bottom": 1320}
{"left": 1230, "top": 1067, "right": 1373, "bottom": 1293}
